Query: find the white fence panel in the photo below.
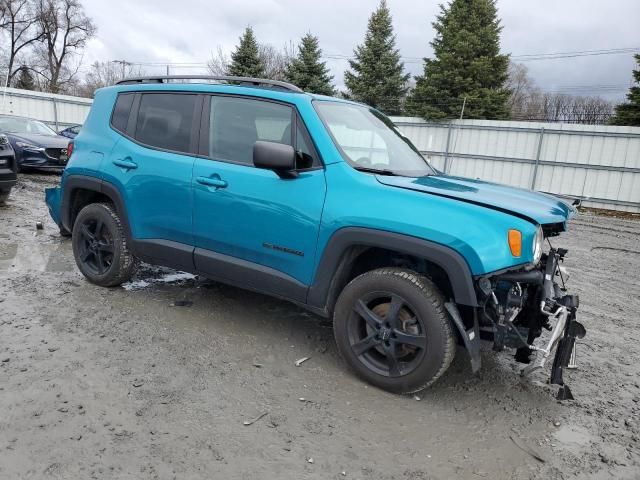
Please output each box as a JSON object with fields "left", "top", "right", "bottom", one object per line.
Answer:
{"left": 1, "top": 87, "right": 92, "bottom": 130}
{"left": 392, "top": 117, "right": 640, "bottom": 213}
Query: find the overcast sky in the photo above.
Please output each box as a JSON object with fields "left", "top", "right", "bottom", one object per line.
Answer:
{"left": 81, "top": 0, "right": 639, "bottom": 101}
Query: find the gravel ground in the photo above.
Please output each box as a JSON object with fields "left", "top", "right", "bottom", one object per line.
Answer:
{"left": 1, "top": 173, "right": 639, "bottom": 480}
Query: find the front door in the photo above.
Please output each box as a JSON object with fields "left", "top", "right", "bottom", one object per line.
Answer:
{"left": 192, "top": 95, "right": 326, "bottom": 302}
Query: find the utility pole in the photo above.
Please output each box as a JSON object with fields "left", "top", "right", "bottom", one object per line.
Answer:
{"left": 111, "top": 60, "right": 131, "bottom": 79}
{"left": 459, "top": 96, "right": 467, "bottom": 120}
{"left": 1, "top": 70, "right": 9, "bottom": 114}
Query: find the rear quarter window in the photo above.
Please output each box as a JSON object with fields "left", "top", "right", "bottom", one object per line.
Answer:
{"left": 110, "top": 93, "right": 134, "bottom": 134}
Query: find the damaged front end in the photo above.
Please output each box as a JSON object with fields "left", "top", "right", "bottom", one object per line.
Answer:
{"left": 477, "top": 244, "right": 586, "bottom": 400}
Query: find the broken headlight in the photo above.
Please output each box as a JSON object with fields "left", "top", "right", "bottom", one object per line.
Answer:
{"left": 532, "top": 225, "right": 543, "bottom": 264}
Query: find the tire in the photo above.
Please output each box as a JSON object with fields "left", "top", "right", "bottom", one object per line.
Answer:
{"left": 0, "top": 190, "right": 9, "bottom": 204}
{"left": 333, "top": 267, "right": 456, "bottom": 394}
{"left": 72, "top": 202, "right": 137, "bottom": 287}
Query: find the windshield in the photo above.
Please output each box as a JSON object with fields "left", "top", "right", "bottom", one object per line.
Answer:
{"left": 314, "top": 101, "right": 435, "bottom": 177}
{"left": 0, "top": 116, "right": 58, "bottom": 136}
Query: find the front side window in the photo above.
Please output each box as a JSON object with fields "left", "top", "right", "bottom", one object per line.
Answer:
{"left": 209, "top": 96, "right": 292, "bottom": 165}
{"left": 134, "top": 93, "right": 196, "bottom": 153}
{"left": 295, "top": 118, "right": 319, "bottom": 169}
{"left": 314, "top": 101, "right": 435, "bottom": 177}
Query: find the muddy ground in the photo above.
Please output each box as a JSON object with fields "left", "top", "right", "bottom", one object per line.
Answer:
{"left": 1, "top": 173, "right": 639, "bottom": 480}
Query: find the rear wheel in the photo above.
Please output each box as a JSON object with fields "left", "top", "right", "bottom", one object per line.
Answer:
{"left": 0, "top": 190, "right": 9, "bottom": 204}
{"left": 72, "top": 203, "right": 137, "bottom": 286}
{"left": 333, "top": 268, "right": 456, "bottom": 394}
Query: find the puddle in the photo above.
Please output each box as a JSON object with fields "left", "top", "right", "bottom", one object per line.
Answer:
{"left": 554, "top": 424, "right": 596, "bottom": 455}
{"left": 0, "top": 240, "right": 74, "bottom": 273}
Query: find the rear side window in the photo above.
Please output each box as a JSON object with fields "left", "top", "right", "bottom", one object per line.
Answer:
{"left": 209, "top": 96, "right": 292, "bottom": 165}
{"left": 135, "top": 93, "right": 196, "bottom": 154}
{"left": 110, "top": 93, "right": 134, "bottom": 134}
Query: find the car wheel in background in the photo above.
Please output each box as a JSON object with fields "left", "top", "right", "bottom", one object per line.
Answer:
{"left": 72, "top": 202, "right": 137, "bottom": 287}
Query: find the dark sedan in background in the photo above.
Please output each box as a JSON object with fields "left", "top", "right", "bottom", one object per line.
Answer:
{"left": 0, "top": 133, "right": 17, "bottom": 203}
{"left": 0, "top": 114, "right": 70, "bottom": 171}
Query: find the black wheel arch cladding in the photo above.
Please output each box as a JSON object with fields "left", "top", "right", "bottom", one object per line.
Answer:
{"left": 307, "top": 228, "right": 478, "bottom": 311}
{"left": 61, "top": 175, "right": 132, "bottom": 240}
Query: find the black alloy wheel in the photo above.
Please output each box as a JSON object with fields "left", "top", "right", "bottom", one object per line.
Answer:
{"left": 349, "top": 292, "right": 427, "bottom": 377}
{"left": 77, "top": 217, "right": 115, "bottom": 275}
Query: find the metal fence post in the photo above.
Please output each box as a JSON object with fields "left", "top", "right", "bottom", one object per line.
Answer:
{"left": 530, "top": 127, "right": 545, "bottom": 190}
{"left": 443, "top": 121, "right": 453, "bottom": 173}
{"left": 51, "top": 97, "right": 59, "bottom": 131}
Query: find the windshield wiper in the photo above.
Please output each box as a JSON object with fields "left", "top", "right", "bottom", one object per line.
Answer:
{"left": 353, "top": 166, "right": 397, "bottom": 176}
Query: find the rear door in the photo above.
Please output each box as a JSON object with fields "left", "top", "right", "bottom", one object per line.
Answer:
{"left": 191, "top": 95, "right": 326, "bottom": 301}
{"left": 101, "top": 92, "right": 201, "bottom": 269}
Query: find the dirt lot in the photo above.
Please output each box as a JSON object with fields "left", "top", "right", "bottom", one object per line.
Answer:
{"left": 1, "top": 173, "right": 639, "bottom": 480}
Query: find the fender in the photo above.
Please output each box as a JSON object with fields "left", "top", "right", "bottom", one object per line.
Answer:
{"left": 307, "top": 227, "right": 479, "bottom": 312}
{"left": 60, "top": 174, "right": 132, "bottom": 240}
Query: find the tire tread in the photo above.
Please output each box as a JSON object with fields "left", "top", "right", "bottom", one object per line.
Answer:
{"left": 72, "top": 202, "right": 136, "bottom": 287}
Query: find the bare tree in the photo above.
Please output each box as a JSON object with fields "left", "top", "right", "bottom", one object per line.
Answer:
{"left": 506, "top": 62, "right": 536, "bottom": 114}
{"left": 207, "top": 45, "right": 230, "bottom": 76}
{"left": 34, "top": 0, "right": 95, "bottom": 93}
{"left": 506, "top": 62, "right": 614, "bottom": 124}
{"left": 75, "top": 60, "right": 142, "bottom": 97}
{"left": 207, "top": 42, "right": 293, "bottom": 80}
{"left": 0, "top": 0, "right": 44, "bottom": 86}
{"left": 258, "top": 42, "right": 293, "bottom": 80}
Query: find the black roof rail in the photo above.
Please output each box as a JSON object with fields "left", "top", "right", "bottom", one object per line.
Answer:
{"left": 115, "top": 75, "right": 304, "bottom": 93}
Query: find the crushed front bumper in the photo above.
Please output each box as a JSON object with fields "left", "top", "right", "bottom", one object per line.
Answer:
{"left": 479, "top": 247, "right": 586, "bottom": 399}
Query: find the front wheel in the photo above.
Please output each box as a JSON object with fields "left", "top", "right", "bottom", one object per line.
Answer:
{"left": 333, "top": 268, "right": 456, "bottom": 394}
{"left": 72, "top": 202, "right": 137, "bottom": 287}
{"left": 0, "top": 190, "right": 9, "bottom": 204}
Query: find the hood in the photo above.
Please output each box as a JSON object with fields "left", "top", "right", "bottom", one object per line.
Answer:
{"left": 9, "top": 133, "right": 69, "bottom": 148}
{"left": 376, "top": 174, "right": 576, "bottom": 226}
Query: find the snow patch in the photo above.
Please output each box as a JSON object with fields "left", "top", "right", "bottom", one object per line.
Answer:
{"left": 122, "top": 270, "right": 196, "bottom": 291}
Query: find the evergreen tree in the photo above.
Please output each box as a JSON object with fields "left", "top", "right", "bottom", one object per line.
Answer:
{"left": 609, "top": 54, "right": 640, "bottom": 126}
{"left": 228, "top": 26, "right": 265, "bottom": 78}
{"left": 14, "top": 66, "right": 36, "bottom": 91}
{"left": 407, "top": 0, "right": 510, "bottom": 120}
{"left": 344, "top": 0, "right": 409, "bottom": 115}
{"left": 285, "top": 33, "right": 335, "bottom": 95}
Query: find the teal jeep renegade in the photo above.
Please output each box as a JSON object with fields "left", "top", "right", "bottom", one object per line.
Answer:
{"left": 46, "top": 75, "right": 584, "bottom": 397}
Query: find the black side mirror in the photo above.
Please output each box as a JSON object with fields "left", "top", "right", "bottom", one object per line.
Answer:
{"left": 253, "top": 141, "right": 297, "bottom": 178}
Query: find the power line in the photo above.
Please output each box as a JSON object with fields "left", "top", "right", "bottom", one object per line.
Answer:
{"left": 113, "top": 46, "right": 639, "bottom": 69}
{"left": 322, "top": 47, "right": 639, "bottom": 63}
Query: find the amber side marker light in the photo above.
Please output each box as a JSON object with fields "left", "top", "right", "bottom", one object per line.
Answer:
{"left": 508, "top": 229, "right": 522, "bottom": 257}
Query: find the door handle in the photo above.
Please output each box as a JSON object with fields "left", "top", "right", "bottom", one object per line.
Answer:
{"left": 196, "top": 175, "right": 228, "bottom": 189}
{"left": 112, "top": 158, "right": 138, "bottom": 170}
